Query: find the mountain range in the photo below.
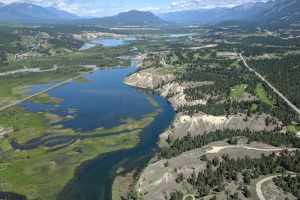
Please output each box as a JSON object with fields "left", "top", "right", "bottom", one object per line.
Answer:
{"left": 157, "top": 0, "right": 279, "bottom": 24}
{"left": 157, "top": 0, "right": 300, "bottom": 28}
{"left": 256, "top": 0, "right": 300, "bottom": 28}
{"left": 0, "top": 3, "right": 79, "bottom": 23}
{"left": 0, "top": 0, "right": 299, "bottom": 28}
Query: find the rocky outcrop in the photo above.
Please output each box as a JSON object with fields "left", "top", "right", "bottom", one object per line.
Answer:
{"left": 124, "top": 72, "right": 175, "bottom": 89}
{"left": 124, "top": 70, "right": 212, "bottom": 108}
{"left": 160, "top": 112, "right": 282, "bottom": 142}
{"left": 158, "top": 82, "right": 213, "bottom": 110}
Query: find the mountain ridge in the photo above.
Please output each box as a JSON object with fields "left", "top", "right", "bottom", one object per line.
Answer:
{"left": 75, "top": 10, "right": 166, "bottom": 26}
{"left": 157, "top": 0, "right": 279, "bottom": 24}
{"left": 0, "top": 2, "right": 80, "bottom": 23}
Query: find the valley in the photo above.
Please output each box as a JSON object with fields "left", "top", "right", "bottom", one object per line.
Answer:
{"left": 0, "top": 0, "right": 299, "bottom": 200}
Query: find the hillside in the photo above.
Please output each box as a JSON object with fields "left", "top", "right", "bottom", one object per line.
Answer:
{"left": 0, "top": 3, "right": 79, "bottom": 23}
{"left": 157, "top": 0, "right": 277, "bottom": 24}
{"left": 257, "top": 0, "right": 300, "bottom": 28}
{"left": 77, "top": 10, "right": 165, "bottom": 26}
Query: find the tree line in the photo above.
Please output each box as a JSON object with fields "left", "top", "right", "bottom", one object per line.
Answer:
{"left": 159, "top": 129, "right": 300, "bottom": 159}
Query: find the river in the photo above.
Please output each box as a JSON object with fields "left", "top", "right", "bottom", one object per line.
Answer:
{"left": 13, "top": 38, "right": 175, "bottom": 200}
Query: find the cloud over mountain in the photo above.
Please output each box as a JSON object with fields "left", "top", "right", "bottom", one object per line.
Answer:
{"left": 0, "top": 0, "right": 272, "bottom": 17}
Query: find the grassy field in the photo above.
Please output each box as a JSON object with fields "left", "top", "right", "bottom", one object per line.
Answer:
{"left": 286, "top": 124, "right": 300, "bottom": 132}
{"left": 226, "top": 33, "right": 269, "bottom": 38}
{"left": 230, "top": 61, "right": 241, "bottom": 69}
{"left": 157, "top": 67, "right": 186, "bottom": 74}
{"left": 255, "top": 83, "right": 275, "bottom": 107}
{"left": 230, "top": 84, "right": 248, "bottom": 99}
{"left": 30, "top": 93, "right": 63, "bottom": 105}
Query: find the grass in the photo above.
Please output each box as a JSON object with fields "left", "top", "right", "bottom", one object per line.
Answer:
{"left": 255, "top": 83, "right": 275, "bottom": 107}
{"left": 0, "top": 107, "right": 49, "bottom": 144}
{"left": 226, "top": 33, "right": 269, "bottom": 38}
{"left": 157, "top": 67, "right": 186, "bottom": 74}
{"left": 147, "top": 97, "right": 159, "bottom": 107}
{"left": 170, "top": 55, "right": 179, "bottom": 64}
{"left": 230, "top": 84, "right": 248, "bottom": 99}
{"left": 30, "top": 93, "right": 63, "bottom": 105}
{"left": 251, "top": 104, "right": 258, "bottom": 111}
{"left": 286, "top": 125, "right": 300, "bottom": 132}
{"left": 0, "top": 84, "right": 23, "bottom": 105}
{"left": 230, "top": 61, "right": 241, "bottom": 69}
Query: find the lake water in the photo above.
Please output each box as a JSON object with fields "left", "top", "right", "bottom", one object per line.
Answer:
{"left": 79, "top": 43, "right": 96, "bottom": 51}
{"left": 16, "top": 60, "right": 175, "bottom": 199}
{"left": 91, "top": 37, "right": 137, "bottom": 47}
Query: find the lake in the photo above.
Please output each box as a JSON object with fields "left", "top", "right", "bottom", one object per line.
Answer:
{"left": 91, "top": 37, "right": 137, "bottom": 47}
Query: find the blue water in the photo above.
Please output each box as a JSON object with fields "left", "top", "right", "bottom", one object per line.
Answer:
{"left": 79, "top": 43, "right": 96, "bottom": 50}
{"left": 20, "top": 61, "right": 163, "bottom": 132}
{"left": 91, "top": 37, "right": 136, "bottom": 47}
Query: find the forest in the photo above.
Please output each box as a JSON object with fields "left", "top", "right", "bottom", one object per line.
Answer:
{"left": 248, "top": 54, "right": 300, "bottom": 108}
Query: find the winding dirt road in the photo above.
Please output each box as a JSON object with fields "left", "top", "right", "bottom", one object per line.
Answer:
{"left": 256, "top": 175, "right": 296, "bottom": 200}
{"left": 239, "top": 54, "right": 300, "bottom": 115}
{"left": 256, "top": 175, "right": 280, "bottom": 200}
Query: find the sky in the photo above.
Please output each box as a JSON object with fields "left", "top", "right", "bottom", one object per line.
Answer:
{"left": 0, "top": 0, "right": 268, "bottom": 17}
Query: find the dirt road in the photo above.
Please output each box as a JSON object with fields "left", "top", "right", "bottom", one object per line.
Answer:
{"left": 239, "top": 54, "right": 300, "bottom": 115}
{"left": 206, "top": 145, "right": 297, "bottom": 154}
{"left": 256, "top": 175, "right": 280, "bottom": 200}
{"left": 256, "top": 175, "right": 296, "bottom": 200}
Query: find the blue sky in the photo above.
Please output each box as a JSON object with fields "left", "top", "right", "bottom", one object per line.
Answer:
{"left": 0, "top": 0, "right": 268, "bottom": 17}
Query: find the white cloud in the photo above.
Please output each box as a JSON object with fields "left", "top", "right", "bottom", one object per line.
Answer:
{"left": 140, "top": 0, "right": 267, "bottom": 13}
{"left": 139, "top": 6, "right": 161, "bottom": 12}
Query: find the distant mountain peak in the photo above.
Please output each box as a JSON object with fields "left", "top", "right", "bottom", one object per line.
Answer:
{"left": 0, "top": 2, "right": 80, "bottom": 23}
{"left": 77, "top": 10, "right": 165, "bottom": 26}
